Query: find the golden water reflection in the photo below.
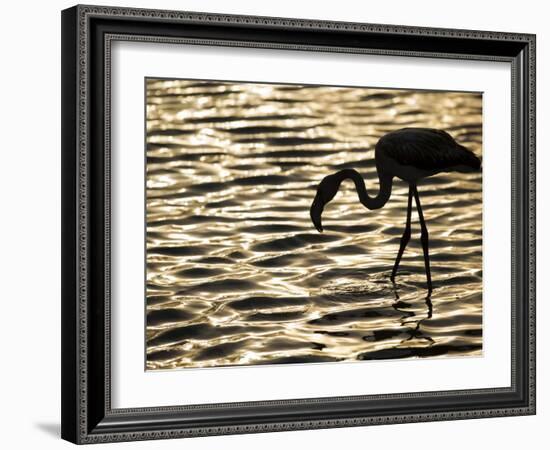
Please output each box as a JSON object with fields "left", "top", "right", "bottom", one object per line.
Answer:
{"left": 145, "top": 79, "right": 482, "bottom": 370}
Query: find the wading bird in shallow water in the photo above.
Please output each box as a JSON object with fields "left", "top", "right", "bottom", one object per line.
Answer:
{"left": 310, "top": 127, "right": 481, "bottom": 295}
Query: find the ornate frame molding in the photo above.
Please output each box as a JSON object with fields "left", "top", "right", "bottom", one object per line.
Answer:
{"left": 61, "top": 4, "right": 536, "bottom": 444}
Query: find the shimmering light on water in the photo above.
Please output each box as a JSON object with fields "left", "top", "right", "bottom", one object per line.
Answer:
{"left": 145, "top": 79, "right": 482, "bottom": 370}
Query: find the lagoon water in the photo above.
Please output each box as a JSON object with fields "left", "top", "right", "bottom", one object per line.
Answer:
{"left": 145, "top": 79, "right": 482, "bottom": 370}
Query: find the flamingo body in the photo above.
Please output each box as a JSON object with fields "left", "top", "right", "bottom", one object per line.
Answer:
{"left": 375, "top": 128, "right": 481, "bottom": 183}
{"left": 310, "top": 127, "right": 481, "bottom": 294}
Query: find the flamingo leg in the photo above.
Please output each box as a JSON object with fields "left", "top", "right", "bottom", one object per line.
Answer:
{"left": 390, "top": 186, "right": 413, "bottom": 284}
{"left": 413, "top": 186, "right": 433, "bottom": 295}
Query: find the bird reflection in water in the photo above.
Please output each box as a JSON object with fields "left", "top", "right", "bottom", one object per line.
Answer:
{"left": 393, "top": 287, "right": 435, "bottom": 346}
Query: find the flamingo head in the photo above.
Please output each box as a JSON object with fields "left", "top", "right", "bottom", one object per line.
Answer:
{"left": 310, "top": 194, "right": 325, "bottom": 232}
{"left": 310, "top": 174, "right": 340, "bottom": 233}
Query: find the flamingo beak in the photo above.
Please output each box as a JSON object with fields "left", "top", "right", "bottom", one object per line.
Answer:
{"left": 310, "top": 195, "right": 324, "bottom": 233}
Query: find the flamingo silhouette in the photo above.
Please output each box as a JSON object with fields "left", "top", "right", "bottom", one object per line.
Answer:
{"left": 310, "top": 127, "right": 481, "bottom": 294}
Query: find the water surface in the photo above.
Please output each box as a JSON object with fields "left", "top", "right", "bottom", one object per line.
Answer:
{"left": 145, "top": 79, "right": 482, "bottom": 370}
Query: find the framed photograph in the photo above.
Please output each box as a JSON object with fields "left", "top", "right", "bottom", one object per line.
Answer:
{"left": 61, "top": 4, "right": 536, "bottom": 444}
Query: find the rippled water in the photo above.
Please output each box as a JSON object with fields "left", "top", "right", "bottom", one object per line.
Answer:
{"left": 145, "top": 79, "right": 482, "bottom": 370}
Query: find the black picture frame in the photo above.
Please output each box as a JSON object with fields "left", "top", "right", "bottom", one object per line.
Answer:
{"left": 61, "top": 4, "right": 536, "bottom": 444}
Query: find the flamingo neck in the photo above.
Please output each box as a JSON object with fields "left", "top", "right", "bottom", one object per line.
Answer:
{"left": 335, "top": 168, "right": 393, "bottom": 210}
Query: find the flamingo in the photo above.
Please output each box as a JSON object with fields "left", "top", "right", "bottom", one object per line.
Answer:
{"left": 309, "top": 127, "right": 481, "bottom": 294}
